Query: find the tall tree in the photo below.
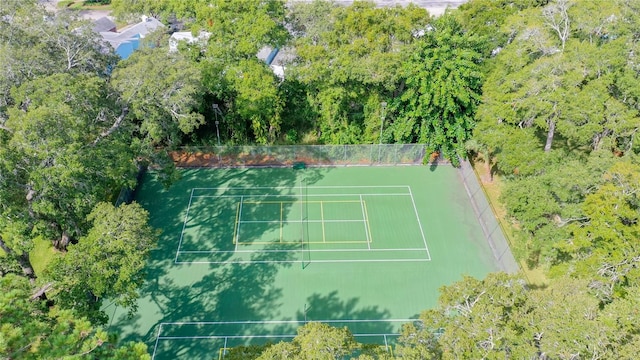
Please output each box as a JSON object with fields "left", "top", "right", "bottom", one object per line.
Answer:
{"left": 288, "top": 1, "right": 429, "bottom": 144}
{"left": 2, "top": 74, "right": 136, "bottom": 251}
{"left": 0, "top": 1, "right": 115, "bottom": 118}
{"left": 111, "top": 47, "right": 205, "bottom": 147}
{"left": 257, "top": 322, "right": 358, "bottom": 360}
{"left": 0, "top": 274, "right": 150, "bottom": 359}
{"left": 396, "top": 14, "right": 484, "bottom": 164}
{"left": 554, "top": 160, "right": 640, "bottom": 301}
{"left": 398, "top": 273, "right": 640, "bottom": 359}
{"left": 196, "top": 0, "right": 288, "bottom": 144}
{"left": 44, "top": 202, "right": 158, "bottom": 322}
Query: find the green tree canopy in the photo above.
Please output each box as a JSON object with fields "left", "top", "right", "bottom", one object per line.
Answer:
{"left": 2, "top": 73, "right": 137, "bottom": 251}
{"left": 396, "top": 14, "right": 484, "bottom": 164}
{"left": 44, "top": 202, "right": 158, "bottom": 322}
{"left": 0, "top": 274, "right": 150, "bottom": 359}
{"left": 111, "top": 48, "right": 205, "bottom": 147}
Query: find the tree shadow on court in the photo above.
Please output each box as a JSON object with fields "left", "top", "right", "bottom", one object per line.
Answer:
{"left": 114, "top": 243, "right": 300, "bottom": 359}
{"left": 148, "top": 167, "right": 327, "bottom": 258}
{"left": 111, "top": 166, "right": 332, "bottom": 357}
{"left": 298, "top": 290, "right": 395, "bottom": 336}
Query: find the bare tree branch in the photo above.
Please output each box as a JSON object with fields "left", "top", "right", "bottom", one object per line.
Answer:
{"left": 93, "top": 107, "right": 129, "bottom": 145}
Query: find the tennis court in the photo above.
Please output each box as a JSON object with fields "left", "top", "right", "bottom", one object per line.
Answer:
{"left": 107, "top": 165, "right": 514, "bottom": 359}
{"left": 176, "top": 184, "right": 430, "bottom": 264}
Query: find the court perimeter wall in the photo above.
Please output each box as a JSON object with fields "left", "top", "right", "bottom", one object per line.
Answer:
{"left": 169, "top": 144, "right": 443, "bottom": 168}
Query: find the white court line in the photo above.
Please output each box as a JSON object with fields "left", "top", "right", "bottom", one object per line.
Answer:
{"left": 235, "top": 196, "right": 244, "bottom": 252}
{"left": 151, "top": 324, "right": 162, "bottom": 360}
{"left": 176, "top": 258, "right": 430, "bottom": 264}
{"left": 180, "top": 186, "right": 431, "bottom": 263}
{"left": 192, "top": 193, "right": 411, "bottom": 198}
{"left": 152, "top": 319, "right": 410, "bottom": 358}
{"left": 320, "top": 201, "right": 325, "bottom": 242}
{"left": 238, "top": 219, "right": 366, "bottom": 223}
{"left": 193, "top": 185, "right": 410, "bottom": 190}
{"left": 408, "top": 186, "right": 431, "bottom": 261}
{"left": 179, "top": 247, "right": 428, "bottom": 253}
{"left": 161, "top": 318, "right": 415, "bottom": 326}
{"left": 174, "top": 189, "right": 195, "bottom": 263}
{"left": 359, "top": 195, "right": 370, "bottom": 250}
{"left": 158, "top": 333, "right": 398, "bottom": 340}
{"left": 158, "top": 334, "right": 297, "bottom": 340}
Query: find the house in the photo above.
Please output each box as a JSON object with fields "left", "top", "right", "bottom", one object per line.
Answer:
{"left": 92, "top": 17, "right": 116, "bottom": 33}
{"left": 257, "top": 46, "right": 295, "bottom": 80}
{"left": 168, "top": 31, "right": 211, "bottom": 53}
{"left": 167, "top": 28, "right": 293, "bottom": 79}
{"left": 97, "top": 15, "right": 165, "bottom": 59}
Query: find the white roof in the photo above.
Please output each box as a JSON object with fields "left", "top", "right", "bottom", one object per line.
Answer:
{"left": 168, "top": 31, "right": 211, "bottom": 52}
{"left": 100, "top": 16, "right": 165, "bottom": 51}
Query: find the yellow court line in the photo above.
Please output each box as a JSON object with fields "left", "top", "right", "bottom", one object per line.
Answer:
{"left": 232, "top": 202, "right": 240, "bottom": 244}
{"left": 280, "top": 202, "right": 283, "bottom": 243}
{"left": 363, "top": 200, "right": 373, "bottom": 244}
{"left": 321, "top": 201, "right": 326, "bottom": 243}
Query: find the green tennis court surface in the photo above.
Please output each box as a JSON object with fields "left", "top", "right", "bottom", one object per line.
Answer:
{"left": 107, "top": 166, "right": 506, "bottom": 359}
{"left": 177, "top": 185, "right": 429, "bottom": 264}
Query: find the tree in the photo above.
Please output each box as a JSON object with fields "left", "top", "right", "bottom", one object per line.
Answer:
{"left": 554, "top": 160, "right": 640, "bottom": 301}
{"left": 257, "top": 322, "right": 358, "bottom": 360}
{"left": 194, "top": 0, "right": 289, "bottom": 144}
{"left": 399, "top": 273, "right": 640, "bottom": 359}
{"left": 455, "top": 0, "right": 546, "bottom": 57}
{"left": 0, "top": 274, "right": 150, "bottom": 359}
{"left": 288, "top": 1, "right": 429, "bottom": 144}
{"left": 396, "top": 14, "right": 484, "bottom": 164}
{"left": 225, "top": 59, "right": 284, "bottom": 144}
{"left": 111, "top": 47, "right": 205, "bottom": 147}
{"left": 44, "top": 202, "right": 158, "bottom": 322}
{"left": 0, "top": 1, "right": 116, "bottom": 118}
{"left": 3, "top": 73, "right": 137, "bottom": 251}
{"left": 475, "top": 0, "right": 639, "bottom": 166}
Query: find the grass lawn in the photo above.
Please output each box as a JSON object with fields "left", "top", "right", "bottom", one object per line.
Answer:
{"left": 30, "top": 237, "right": 55, "bottom": 277}
{"left": 57, "top": 1, "right": 112, "bottom": 10}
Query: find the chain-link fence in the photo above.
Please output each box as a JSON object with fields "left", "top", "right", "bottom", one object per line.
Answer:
{"left": 114, "top": 165, "right": 147, "bottom": 207}
{"left": 170, "top": 144, "right": 436, "bottom": 167}
{"left": 458, "top": 159, "right": 519, "bottom": 273}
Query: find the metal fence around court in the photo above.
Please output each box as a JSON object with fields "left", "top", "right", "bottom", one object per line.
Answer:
{"left": 458, "top": 159, "right": 519, "bottom": 273}
{"left": 170, "top": 144, "right": 436, "bottom": 168}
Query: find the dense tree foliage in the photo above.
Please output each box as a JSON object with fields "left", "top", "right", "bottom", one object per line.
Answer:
{"left": 0, "top": 1, "right": 162, "bottom": 356}
{"left": 287, "top": 1, "right": 430, "bottom": 144}
{"left": 396, "top": 273, "right": 640, "bottom": 359}
{"left": 111, "top": 48, "right": 205, "bottom": 147}
{"left": 396, "top": 15, "right": 484, "bottom": 164}
{"left": 44, "top": 202, "right": 158, "bottom": 323}
{"left": 0, "top": 274, "right": 150, "bottom": 359}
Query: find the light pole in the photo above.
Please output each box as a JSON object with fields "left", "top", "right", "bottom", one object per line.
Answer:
{"left": 212, "top": 104, "right": 222, "bottom": 147}
{"left": 378, "top": 102, "right": 387, "bottom": 162}
{"left": 379, "top": 101, "right": 387, "bottom": 145}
